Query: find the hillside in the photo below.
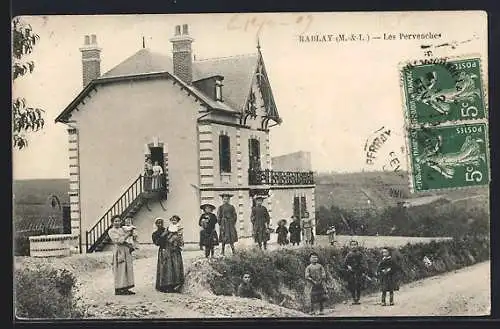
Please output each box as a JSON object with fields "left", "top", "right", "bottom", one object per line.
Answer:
{"left": 314, "top": 171, "right": 489, "bottom": 212}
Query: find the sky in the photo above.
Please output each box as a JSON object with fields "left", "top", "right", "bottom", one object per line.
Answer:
{"left": 12, "top": 12, "right": 487, "bottom": 179}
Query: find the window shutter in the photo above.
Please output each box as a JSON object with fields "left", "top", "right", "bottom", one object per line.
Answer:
{"left": 301, "top": 196, "right": 307, "bottom": 215}
{"left": 219, "top": 135, "right": 231, "bottom": 173}
{"left": 293, "top": 196, "right": 300, "bottom": 218}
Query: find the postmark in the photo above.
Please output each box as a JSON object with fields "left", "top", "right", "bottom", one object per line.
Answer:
{"left": 401, "top": 55, "right": 486, "bottom": 127}
{"left": 406, "top": 122, "right": 489, "bottom": 192}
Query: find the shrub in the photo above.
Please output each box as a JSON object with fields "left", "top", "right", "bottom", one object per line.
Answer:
{"left": 14, "top": 265, "right": 88, "bottom": 319}
{"left": 185, "top": 236, "right": 490, "bottom": 313}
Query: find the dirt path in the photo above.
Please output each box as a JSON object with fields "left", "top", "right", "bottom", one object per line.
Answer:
{"left": 324, "top": 261, "right": 491, "bottom": 317}
{"left": 77, "top": 245, "right": 489, "bottom": 318}
{"left": 78, "top": 249, "right": 305, "bottom": 318}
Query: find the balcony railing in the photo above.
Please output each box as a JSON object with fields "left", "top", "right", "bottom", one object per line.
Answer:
{"left": 249, "top": 169, "right": 315, "bottom": 186}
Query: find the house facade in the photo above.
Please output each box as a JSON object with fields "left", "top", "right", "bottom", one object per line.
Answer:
{"left": 55, "top": 25, "right": 315, "bottom": 253}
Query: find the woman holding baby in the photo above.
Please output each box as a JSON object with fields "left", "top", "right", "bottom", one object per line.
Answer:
{"left": 107, "top": 215, "right": 136, "bottom": 295}
{"left": 152, "top": 216, "right": 185, "bottom": 293}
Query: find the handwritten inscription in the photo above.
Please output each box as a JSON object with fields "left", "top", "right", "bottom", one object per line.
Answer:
{"left": 228, "top": 14, "right": 313, "bottom": 34}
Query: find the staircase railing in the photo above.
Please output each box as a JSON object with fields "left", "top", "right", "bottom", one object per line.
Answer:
{"left": 85, "top": 174, "right": 144, "bottom": 253}
{"left": 85, "top": 173, "right": 168, "bottom": 253}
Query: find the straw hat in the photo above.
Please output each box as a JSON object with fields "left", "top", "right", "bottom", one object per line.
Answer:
{"left": 200, "top": 203, "right": 216, "bottom": 211}
{"left": 220, "top": 193, "right": 234, "bottom": 198}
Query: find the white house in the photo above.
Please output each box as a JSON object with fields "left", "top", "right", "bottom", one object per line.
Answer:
{"left": 55, "top": 25, "right": 315, "bottom": 252}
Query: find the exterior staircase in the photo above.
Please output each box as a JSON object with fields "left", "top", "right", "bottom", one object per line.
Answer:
{"left": 85, "top": 174, "right": 168, "bottom": 253}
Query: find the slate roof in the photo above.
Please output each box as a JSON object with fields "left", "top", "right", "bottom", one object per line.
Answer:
{"left": 101, "top": 48, "right": 258, "bottom": 112}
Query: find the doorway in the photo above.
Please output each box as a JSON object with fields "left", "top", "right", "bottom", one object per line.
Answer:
{"left": 149, "top": 146, "right": 165, "bottom": 190}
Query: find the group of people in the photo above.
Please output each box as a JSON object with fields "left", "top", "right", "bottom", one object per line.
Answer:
{"left": 199, "top": 193, "right": 318, "bottom": 256}
{"left": 107, "top": 214, "right": 186, "bottom": 295}
{"left": 233, "top": 240, "right": 401, "bottom": 315}
{"left": 303, "top": 240, "right": 402, "bottom": 314}
{"left": 107, "top": 195, "right": 401, "bottom": 313}
{"left": 144, "top": 156, "right": 165, "bottom": 191}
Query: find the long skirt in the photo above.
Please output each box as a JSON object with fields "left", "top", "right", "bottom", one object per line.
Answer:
{"left": 303, "top": 227, "right": 313, "bottom": 243}
{"left": 112, "top": 245, "right": 135, "bottom": 290}
{"left": 156, "top": 247, "right": 184, "bottom": 292}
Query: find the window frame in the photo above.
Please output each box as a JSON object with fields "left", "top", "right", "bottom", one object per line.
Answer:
{"left": 219, "top": 134, "right": 232, "bottom": 173}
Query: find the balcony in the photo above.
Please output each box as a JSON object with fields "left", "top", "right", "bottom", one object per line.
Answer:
{"left": 248, "top": 169, "right": 315, "bottom": 186}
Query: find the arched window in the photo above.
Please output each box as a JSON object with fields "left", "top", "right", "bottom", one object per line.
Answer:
{"left": 219, "top": 134, "right": 231, "bottom": 173}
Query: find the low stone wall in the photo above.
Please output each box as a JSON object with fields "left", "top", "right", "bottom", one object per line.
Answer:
{"left": 29, "top": 234, "right": 79, "bottom": 257}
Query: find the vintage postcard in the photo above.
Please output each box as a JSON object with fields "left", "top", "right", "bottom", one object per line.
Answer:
{"left": 12, "top": 12, "right": 490, "bottom": 319}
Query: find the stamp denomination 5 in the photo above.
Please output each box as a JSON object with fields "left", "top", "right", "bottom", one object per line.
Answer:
{"left": 401, "top": 57, "right": 486, "bottom": 127}
{"left": 407, "top": 123, "right": 489, "bottom": 192}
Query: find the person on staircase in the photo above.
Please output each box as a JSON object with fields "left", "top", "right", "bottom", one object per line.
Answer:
{"left": 144, "top": 157, "right": 153, "bottom": 192}
{"left": 199, "top": 203, "right": 219, "bottom": 258}
{"left": 152, "top": 161, "right": 164, "bottom": 191}
{"left": 217, "top": 193, "right": 238, "bottom": 256}
{"left": 108, "top": 215, "right": 135, "bottom": 295}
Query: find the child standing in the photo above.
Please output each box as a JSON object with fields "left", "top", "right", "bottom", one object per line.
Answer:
{"left": 199, "top": 203, "right": 219, "bottom": 258}
{"left": 122, "top": 216, "right": 139, "bottom": 252}
{"left": 305, "top": 252, "right": 328, "bottom": 315}
{"left": 376, "top": 248, "right": 400, "bottom": 306}
{"left": 326, "top": 225, "right": 336, "bottom": 246}
{"left": 276, "top": 219, "right": 289, "bottom": 246}
{"left": 289, "top": 215, "right": 301, "bottom": 246}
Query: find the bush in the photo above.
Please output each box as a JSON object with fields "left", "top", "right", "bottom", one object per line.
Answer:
{"left": 185, "top": 236, "right": 490, "bottom": 313}
{"left": 14, "top": 265, "right": 88, "bottom": 319}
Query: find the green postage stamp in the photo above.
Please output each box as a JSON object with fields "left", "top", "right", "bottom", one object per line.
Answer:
{"left": 401, "top": 56, "right": 486, "bottom": 127}
{"left": 407, "top": 122, "right": 489, "bottom": 192}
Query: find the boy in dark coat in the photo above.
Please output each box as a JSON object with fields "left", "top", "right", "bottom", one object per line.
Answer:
{"left": 288, "top": 215, "right": 302, "bottom": 246}
{"left": 376, "top": 248, "right": 400, "bottom": 306}
{"left": 276, "top": 219, "right": 289, "bottom": 246}
{"left": 343, "top": 240, "right": 368, "bottom": 305}
{"left": 251, "top": 196, "right": 271, "bottom": 250}
{"left": 199, "top": 204, "right": 219, "bottom": 258}
{"left": 217, "top": 193, "right": 238, "bottom": 255}
{"left": 237, "top": 273, "right": 261, "bottom": 299}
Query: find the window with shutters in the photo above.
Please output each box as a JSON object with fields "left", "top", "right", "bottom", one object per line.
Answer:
{"left": 219, "top": 134, "right": 231, "bottom": 173}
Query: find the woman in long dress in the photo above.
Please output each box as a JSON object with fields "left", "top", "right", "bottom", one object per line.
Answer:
{"left": 302, "top": 217, "right": 313, "bottom": 245}
{"left": 108, "top": 215, "right": 135, "bottom": 295}
{"left": 152, "top": 216, "right": 185, "bottom": 293}
{"left": 152, "top": 161, "right": 164, "bottom": 190}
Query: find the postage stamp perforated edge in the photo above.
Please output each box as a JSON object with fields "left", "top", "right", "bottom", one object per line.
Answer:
{"left": 398, "top": 52, "right": 489, "bottom": 131}
{"left": 403, "top": 121, "right": 491, "bottom": 194}
{"left": 398, "top": 53, "right": 489, "bottom": 194}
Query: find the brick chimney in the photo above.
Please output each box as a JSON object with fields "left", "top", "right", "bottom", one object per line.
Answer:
{"left": 169, "top": 24, "right": 194, "bottom": 84}
{"left": 79, "top": 34, "right": 101, "bottom": 87}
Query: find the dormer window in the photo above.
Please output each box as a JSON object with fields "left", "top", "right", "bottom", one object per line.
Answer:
{"left": 215, "top": 79, "right": 223, "bottom": 101}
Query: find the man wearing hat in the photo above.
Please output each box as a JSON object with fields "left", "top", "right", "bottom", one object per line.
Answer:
{"left": 251, "top": 195, "right": 271, "bottom": 250}
{"left": 199, "top": 203, "right": 219, "bottom": 258}
{"left": 217, "top": 193, "right": 238, "bottom": 255}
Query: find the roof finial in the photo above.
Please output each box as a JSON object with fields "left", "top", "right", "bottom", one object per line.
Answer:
{"left": 142, "top": 36, "right": 145, "bottom": 49}
{"left": 256, "top": 33, "right": 261, "bottom": 51}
